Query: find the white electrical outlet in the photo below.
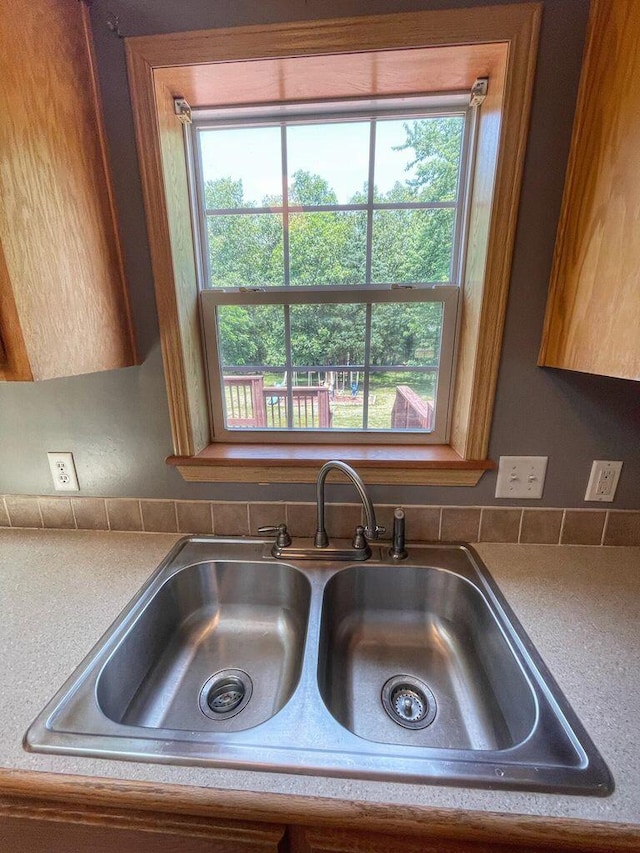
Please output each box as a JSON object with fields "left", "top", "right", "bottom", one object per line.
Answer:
{"left": 47, "top": 452, "right": 80, "bottom": 492}
{"left": 495, "top": 456, "right": 548, "bottom": 499}
{"left": 585, "top": 460, "right": 622, "bottom": 502}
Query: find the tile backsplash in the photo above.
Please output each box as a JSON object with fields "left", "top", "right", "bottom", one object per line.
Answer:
{"left": 1, "top": 495, "right": 639, "bottom": 546}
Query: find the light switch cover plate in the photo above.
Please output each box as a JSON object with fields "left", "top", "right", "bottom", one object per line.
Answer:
{"left": 495, "top": 456, "right": 548, "bottom": 499}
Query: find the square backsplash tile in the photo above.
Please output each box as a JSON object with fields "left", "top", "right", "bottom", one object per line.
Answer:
{"left": 561, "top": 510, "right": 606, "bottom": 545}
{"left": 603, "top": 511, "right": 640, "bottom": 546}
{"left": 479, "top": 508, "right": 522, "bottom": 543}
{"left": 141, "top": 500, "right": 178, "bottom": 533}
{"left": 213, "top": 502, "right": 249, "bottom": 536}
{"left": 106, "top": 499, "right": 143, "bottom": 532}
{"left": 5, "top": 496, "right": 42, "bottom": 529}
{"left": 520, "top": 509, "right": 563, "bottom": 544}
{"left": 39, "top": 497, "right": 75, "bottom": 530}
{"left": 176, "top": 501, "right": 213, "bottom": 535}
{"left": 440, "top": 507, "right": 481, "bottom": 542}
{"left": 72, "top": 498, "right": 109, "bottom": 531}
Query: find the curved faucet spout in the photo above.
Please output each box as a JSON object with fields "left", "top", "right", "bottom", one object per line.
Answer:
{"left": 314, "top": 460, "right": 382, "bottom": 548}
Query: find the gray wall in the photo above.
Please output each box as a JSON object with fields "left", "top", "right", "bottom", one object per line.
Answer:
{"left": 1, "top": 0, "right": 639, "bottom": 508}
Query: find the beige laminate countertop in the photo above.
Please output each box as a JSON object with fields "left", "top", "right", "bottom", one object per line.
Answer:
{"left": 0, "top": 528, "right": 638, "bottom": 831}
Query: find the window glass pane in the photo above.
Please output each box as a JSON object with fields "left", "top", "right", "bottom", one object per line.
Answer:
{"left": 290, "top": 303, "right": 366, "bottom": 367}
{"left": 262, "top": 376, "right": 291, "bottom": 429}
{"left": 287, "top": 123, "right": 370, "bottom": 205}
{"left": 221, "top": 370, "right": 286, "bottom": 430}
{"left": 200, "top": 127, "right": 282, "bottom": 208}
{"left": 373, "top": 116, "right": 464, "bottom": 203}
{"left": 218, "top": 305, "right": 287, "bottom": 430}
{"left": 325, "top": 375, "right": 364, "bottom": 430}
{"left": 290, "top": 303, "right": 366, "bottom": 430}
{"left": 217, "top": 305, "right": 285, "bottom": 368}
{"left": 371, "top": 302, "right": 443, "bottom": 366}
{"left": 289, "top": 212, "right": 367, "bottom": 285}
{"left": 371, "top": 209, "right": 455, "bottom": 283}
{"left": 368, "top": 371, "right": 437, "bottom": 431}
{"left": 207, "top": 214, "right": 283, "bottom": 287}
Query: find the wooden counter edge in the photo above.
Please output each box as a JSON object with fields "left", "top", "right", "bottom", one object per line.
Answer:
{"left": 0, "top": 768, "right": 638, "bottom": 850}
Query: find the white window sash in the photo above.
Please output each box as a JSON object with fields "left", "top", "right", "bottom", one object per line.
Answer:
{"left": 190, "top": 96, "right": 477, "bottom": 445}
{"left": 200, "top": 286, "right": 458, "bottom": 443}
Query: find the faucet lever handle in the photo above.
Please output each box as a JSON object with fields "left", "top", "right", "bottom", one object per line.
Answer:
{"left": 258, "top": 523, "right": 292, "bottom": 548}
{"left": 352, "top": 525, "right": 367, "bottom": 550}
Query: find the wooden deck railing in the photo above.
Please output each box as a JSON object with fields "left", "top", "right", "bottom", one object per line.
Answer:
{"left": 223, "top": 375, "right": 266, "bottom": 427}
{"left": 224, "top": 377, "right": 331, "bottom": 428}
{"left": 391, "top": 385, "right": 434, "bottom": 430}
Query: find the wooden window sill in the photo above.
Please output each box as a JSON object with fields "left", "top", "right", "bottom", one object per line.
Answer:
{"left": 167, "top": 444, "right": 495, "bottom": 485}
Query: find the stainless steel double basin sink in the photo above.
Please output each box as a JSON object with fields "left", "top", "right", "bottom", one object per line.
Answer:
{"left": 25, "top": 536, "right": 613, "bottom": 795}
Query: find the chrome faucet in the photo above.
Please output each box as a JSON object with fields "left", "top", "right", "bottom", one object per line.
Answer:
{"left": 314, "top": 460, "right": 383, "bottom": 547}
{"left": 259, "top": 460, "right": 384, "bottom": 561}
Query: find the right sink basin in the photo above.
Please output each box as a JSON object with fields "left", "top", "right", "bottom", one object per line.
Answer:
{"left": 318, "top": 563, "right": 536, "bottom": 751}
{"left": 316, "top": 548, "right": 613, "bottom": 795}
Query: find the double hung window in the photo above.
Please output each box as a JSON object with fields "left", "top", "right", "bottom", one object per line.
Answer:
{"left": 192, "top": 97, "right": 475, "bottom": 444}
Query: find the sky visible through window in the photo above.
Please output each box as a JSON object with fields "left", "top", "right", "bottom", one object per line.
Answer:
{"left": 200, "top": 120, "right": 424, "bottom": 206}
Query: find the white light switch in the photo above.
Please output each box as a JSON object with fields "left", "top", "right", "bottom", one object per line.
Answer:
{"left": 495, "top": 456, "right": 547, "bottom": 499}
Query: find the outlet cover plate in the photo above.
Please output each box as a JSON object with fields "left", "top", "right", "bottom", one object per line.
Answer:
{"left": 47, "top": 452, "right": 80, "bottom": 492}
{"left": 495, "top": 456, "right": 548, "bottom": 499}
{"left": 585, "top": 460, "right": 623, "bottom": 502}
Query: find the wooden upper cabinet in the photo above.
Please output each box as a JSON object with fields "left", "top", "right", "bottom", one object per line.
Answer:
{"left": 539, "top": 0, "right": 640, "bottom": 381}
{"left": 0, "top": 0, "right": 135, "bottom": 381}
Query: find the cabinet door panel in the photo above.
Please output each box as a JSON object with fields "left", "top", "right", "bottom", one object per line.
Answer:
{"left": 0, "top": 815, "right": 285, "bottom": 853}
{"left": 0, "top": 0, "right": 135, "bottom": 381}
{"left": 290, "top": 826, "right": 547, "bottom": 853}
{"left": 540, "top": 0, "right": 640, "bottom": 380}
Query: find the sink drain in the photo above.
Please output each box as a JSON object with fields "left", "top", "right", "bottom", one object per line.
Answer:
{"left": 381, "top": 675, "right": 437, "bottom": 729}
{"left": 199, "top": 669, "right": 253, "bottom": 720}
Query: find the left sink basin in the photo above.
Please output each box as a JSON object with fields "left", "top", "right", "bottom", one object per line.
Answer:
{"left": 97, "top": 559, "right": 311, "bottom": 732}
{"left": 25, "top": 538, "right": 312, "bottom": 756}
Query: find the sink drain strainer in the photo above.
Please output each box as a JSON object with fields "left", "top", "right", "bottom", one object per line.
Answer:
{"left": 199, "top": 669, "right": 253, "bottom": 720}
{"left": 381, "top": 675, "right": 437, "bottom": 730}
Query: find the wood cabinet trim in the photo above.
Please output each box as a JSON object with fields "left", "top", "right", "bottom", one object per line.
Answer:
{"left": 79, "top": 3, "right": 137, "bottom": 368}
{"left": 0, "top": 243, "right": 32, "bottom": 381}
{"left": 0, "top": 795, "right": 284, "bottom": 844}
{"left": 1, "top": 769, "right": 638, "bottom": 851}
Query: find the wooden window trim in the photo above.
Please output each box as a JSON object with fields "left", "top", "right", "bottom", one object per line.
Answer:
{"left": 125, "top": 5, "right": 541, "bottom": 484}
{"left": 167, "top": 444, "right": 495, "bottom": 486}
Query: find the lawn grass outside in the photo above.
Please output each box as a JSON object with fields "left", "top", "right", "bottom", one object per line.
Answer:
{"left": 225, "top": 371, "right": 435, "bottom": 430}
